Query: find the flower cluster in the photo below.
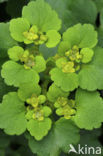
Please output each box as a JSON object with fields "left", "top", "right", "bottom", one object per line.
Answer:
{"left": 54, "top": 97, "right": 76, "bottom": 119}
{"left": 23, "top": 25, "right": 48, "bottom": 45}
{"left": 26, "top": 94, "right": 51, "bottom": 121}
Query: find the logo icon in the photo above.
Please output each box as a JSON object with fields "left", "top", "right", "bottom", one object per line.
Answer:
{"left": 68, "top": 144, "right": 102, "bottom": 155}
{"left": 69, "top": 144, "right": 78, "bottom": 154}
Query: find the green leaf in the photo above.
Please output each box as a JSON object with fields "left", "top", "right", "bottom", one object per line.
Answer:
{"left": 22, "top": 0, "right": 61, "bottom": 32}
{"left": 33, "top": 56, "right": 46, "bottom": 73}
{"left": 79, "top": 47, "right": 103, "bottom": 91}
{"left": 79, "top": 65, "right": 103, "bottom": 91}
{"left": 1, "top": 61, "right": 39, "bottom": 87}
{"left": 50, "top": 68, "right": 79, "bottom": 92}
{"left": 47, "top": 83, "right": 68, "bottom": 102}
{"left": 80, "top": 48, "right": 94, "bottom": 63}
{"left": 45, "top": 0, "right": 97, "bottom": 32}
{"left": 0, "top": 58, "right": 17, "bottom": 102}
{"left": 65, "top": 0, "right": 97, "bottom": 27}
{"left": 89, "top": 46, "right": 103, "bottom": 68}
{"left": 42, "top": 106, "right": 52, "bottom": 117}
{"left": 58, "top": 41, "right": 71, "bottom": 56}
{"left": 27, "top": 118, "right": 52, "bottom": 140}
{"left": 18, "top": 82, "right": 41, "bottom": 101}
{"left": 28, "top": 118, "right": 80, "bottom": 156}
{"left": 39, "top": 44, "right": 57, "bottom": 59}
{"left": 45, "top": 0, "right": 68, "bottom": 32}
{"left": 93, "top": 0, "right": 103, "bottom": 12}
{"left": 73, "top": 89, "right": 103, "bottom": 130}
{"left": 0, "top": 92, "right": 27, "bottom": 135}
{"left": 98, "top": 10, "right": 103, "bottom": 47}
{"left": 8, "top": 46, "right": 24, "bottom": 61}
{"left": 0, "top": 58, "right": 16, "bottom": 102}
{"left": 10, "top": 18, "right": 30, "bottom": 42}
{"left": 63, "top": 24, "right": 98, "bottom": 49}
{"left": 46, "top": 30, "right": 61, "bottom": 48}
{"left": 56, "top": 57, "right": 67, "bottom": 68}
{"left": 0, "top": 23, "right": 17, "bottom": 58}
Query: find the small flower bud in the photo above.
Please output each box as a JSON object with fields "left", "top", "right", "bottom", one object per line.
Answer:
{"left": 38, "top": 95, "right": 46, "bottom": 104}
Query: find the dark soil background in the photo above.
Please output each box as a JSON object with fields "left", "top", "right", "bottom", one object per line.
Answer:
{"left": 0, "top": 2, "right": 10, "bottom": 21}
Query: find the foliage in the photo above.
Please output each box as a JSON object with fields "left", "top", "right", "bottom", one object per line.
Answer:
{"left": 0, "top": 0, "right": 103, "bottom": 155}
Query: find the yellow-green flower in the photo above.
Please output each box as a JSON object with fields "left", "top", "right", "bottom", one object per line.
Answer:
{"left": 54, "top": 97, "right": 76, "bottom": 119}
{"left": 32, "top": 108, "right": 44, "bottom": 121}
{"left": 65, "top": 45, "right": 82, "bottom": 62}
{"left": 23, "top": 25, "right": 48, "bottom": 45}
{"left": 62, "top": 61, "right": 75, "bottom": 73}
{"left": 26, "top": 94, "right": 39, "bottom": 108}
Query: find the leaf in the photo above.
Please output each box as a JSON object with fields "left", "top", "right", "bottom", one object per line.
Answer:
{"left": 33, "top": 56, "right": 46, "bottom": 73}
{"left": 89, "top": 46, "right": 103, "bottom": 67}
{"left": 10, "top": 18, "right": 30, "bottom": 42}
{"left": 50, "top": 68, "right": 79, "bottom": 92}
{"left": 27, "top": 118, "right": 52, "bottom": 141}
{"left": 18, "top": 82, "right": 41, "bottom": 101}
{"left": 65, "top": 0, "right": 97, "bottom": 27}
{"left": 0, "top": 58, "right": 17, "bottom": 102}
{"left": 22, "top": 0, "right": 61, "bottom": 32}
{"left": 79, "top": 65, "right": 103, "bottom": 91}
{"left": 80, "top": 130, "right": 102, "bottom": 148}
{"left": 63, "top": 24, "right": 98, "bottom": 49}
{"left": 79, "top": 47, "right": 103, "bottom": 91}
{"left": 47, "top": 83, "right": 68, "bottom": 102}
{"left": 46, "top": 30, "right": 61, "bottom": 48}
{"left": 1, "top": 61, "right": 39, "bottom": 87}
{"left": 73, "top": 89, "right": 103, "bottom": 130}
{"left": 56, "top": 57, "right": 67, "bottom": 69}
{"left": 58, "top": 41, "right": 71, "bottom": 56}
{"left": 28, "top": 118, "right": 80, "bottom": 156}
{"left": 45, "top": 0, "right": 97, "bottom": 32}
{"left": 0, "top": 23, "right": 17, "bottom": 58}
{"left": 93, "top": 0, "right": 103, "bottom": 12}
{"left": 0, "top": 92, "right": 27, "bottom": 135}
{"left": 45, "top": 0, "right": 68, "bottom": 32}
{"left": 39, "top": 44, "right": 57, "bottom": 59}
{"left": 80, "top": 48, "right": 94, "bottom": 63}
{"left": 42, "top": 106, "right": 52, "bottom": 117}
{"left": 98, "top": 9, "right": 103, "bottom": 47}
{"left": 8, "top": 46, "right": 24, "bottom": 61}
